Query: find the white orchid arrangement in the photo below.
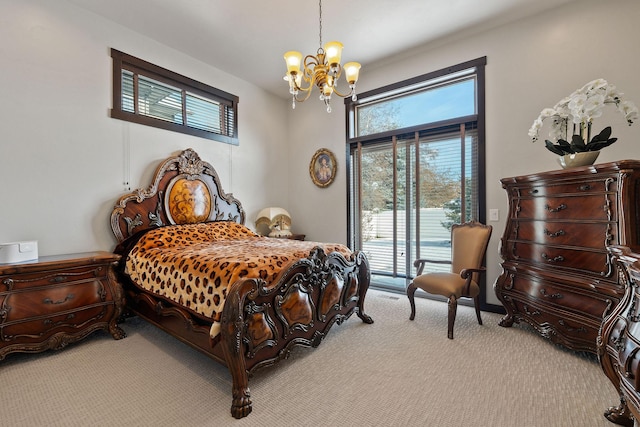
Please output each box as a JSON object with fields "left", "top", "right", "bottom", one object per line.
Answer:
{"left": 528, "top": 78, "right": 638, "bottom": 155}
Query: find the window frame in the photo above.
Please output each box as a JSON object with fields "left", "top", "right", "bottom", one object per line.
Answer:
{"left": 110, "top": 49, "right": 239, "bottom": 145}
{"left": 344, "top": 57, "right": 493, "bottom": 310}
{"left": 344, "top": 57, "right": 486, "bottom": 243}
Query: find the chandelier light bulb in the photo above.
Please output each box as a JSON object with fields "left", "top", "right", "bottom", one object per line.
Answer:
{"left": 344, "top": 62, "right": 361, "bottom": 85}
{"left": 284, "top": 51, "right": 302, "bottom": 74}
{"left": 323, "top": 41, "right": 343, "bottom": 67}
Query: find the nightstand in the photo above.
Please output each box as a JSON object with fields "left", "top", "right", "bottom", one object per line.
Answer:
{"left": 0, "top": 251, "right": 125, "bottom": 360}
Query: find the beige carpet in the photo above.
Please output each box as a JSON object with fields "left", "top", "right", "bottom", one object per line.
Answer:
{"left": 1, "top": 289, "right": 620, "bottom": 426}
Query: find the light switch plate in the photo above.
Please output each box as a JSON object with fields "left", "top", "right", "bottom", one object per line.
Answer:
{"left": 489, "top": 209, "right": 499, "bottom": 221}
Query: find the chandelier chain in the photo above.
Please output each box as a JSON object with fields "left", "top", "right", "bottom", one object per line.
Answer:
{"left": 318, "top": 0, "right": 322, "bottom": 48}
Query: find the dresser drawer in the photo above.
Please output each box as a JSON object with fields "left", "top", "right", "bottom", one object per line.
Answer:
{"left": 508, "top": 297, "right": 600, "bottom": 349}
{"left": 513, "top": 220, "right": 616, "bottom": 249}
{"left": 511, "top": 242, "right": 613, "bottom": 277}
{"left": 1, "top": 279, "right": 110, "bottom": 322}
{"left": 509, "top": 272, "right": 613, "bottom": 320}
{"left": 1, "top": 304, "right": 115, "bottom": 343}
{"left": 511, "top": 176, "right": 616, "bottom": 198}
{"left": 514, "top": 193, "right": 617, "bottom": 221}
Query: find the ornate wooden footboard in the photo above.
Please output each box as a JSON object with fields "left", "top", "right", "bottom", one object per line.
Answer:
{"left": 222, "top": 247, "right": 372, "bottom": 418}
{"left": 110, "top": 148, "right": 373, "bottom": 418}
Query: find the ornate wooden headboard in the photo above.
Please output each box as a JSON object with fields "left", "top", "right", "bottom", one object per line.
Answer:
{"left": 110, "top": 148, "right": 245, "bottom": 243}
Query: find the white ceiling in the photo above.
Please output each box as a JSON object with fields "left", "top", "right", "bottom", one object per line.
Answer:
{"left": 69, "top": 0, "right": 576, "bottom": 99}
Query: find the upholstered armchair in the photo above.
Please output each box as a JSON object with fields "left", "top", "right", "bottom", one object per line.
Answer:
{"left": 407, "top": 221, "right": 492, "bottom": 339}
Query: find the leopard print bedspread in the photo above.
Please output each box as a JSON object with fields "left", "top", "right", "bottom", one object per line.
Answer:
{"left": 124, "top": 221, "right": 351, "bottom": 338}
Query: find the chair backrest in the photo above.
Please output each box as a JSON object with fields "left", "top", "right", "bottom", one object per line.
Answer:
{"left": 450, "top": 221, "right": 493, "bottom": 277}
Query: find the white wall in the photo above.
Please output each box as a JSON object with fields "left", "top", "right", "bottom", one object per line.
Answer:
{"left": 0, "top": 0, "right": 290, "bottom": 255}
{"left": 288, "top": 0, "right": 640, "bottom": 305}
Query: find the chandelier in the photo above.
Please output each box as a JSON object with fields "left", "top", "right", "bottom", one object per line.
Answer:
{"left": 283, "top": 0, "right": 361, "bottom": 113}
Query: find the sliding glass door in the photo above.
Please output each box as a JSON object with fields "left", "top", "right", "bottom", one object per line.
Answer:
{"left": 351, "top": 126, "right": 479, "bottom": 291}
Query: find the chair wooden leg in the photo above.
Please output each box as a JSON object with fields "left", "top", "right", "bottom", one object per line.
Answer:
{"left": 474, "top": 295, "right": 483, "bottom": 325}
{"left": 447, "top": 295, "right": 457, "bottom": 339}
{"left": 407, "top": 283, "right": 417, "bottom": 321}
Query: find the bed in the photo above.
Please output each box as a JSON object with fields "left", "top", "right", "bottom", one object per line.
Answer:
{"left": 110, "top": 148, "right": 373, "bottom": 418}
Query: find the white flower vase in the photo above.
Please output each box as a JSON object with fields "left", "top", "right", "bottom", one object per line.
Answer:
{"left": 557, "top": 151, "right": 600, "bottom": 169}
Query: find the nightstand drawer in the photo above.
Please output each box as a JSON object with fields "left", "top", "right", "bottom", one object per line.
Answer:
{"left": 1, "top": 264, "right": 109, "bottom": 291}
{"left": 2, "top": 279, "right": 110, "bottom": 321}
{"left": 2, "top": 304, "right": 115, "bottom": 343}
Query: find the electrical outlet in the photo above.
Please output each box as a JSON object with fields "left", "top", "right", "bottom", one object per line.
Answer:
{"left": 489, "top": 209, "right": 499, "bottom": 221}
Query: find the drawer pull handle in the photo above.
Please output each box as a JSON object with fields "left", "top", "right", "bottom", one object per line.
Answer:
{"left": 579, "top": 184, "right": 592, "bottom": 191}
{"left": 558, "top": 319, "right": 587, "bottom": 334}
{"left": 540, "top": 288, "right": 563, "bottom": 299}
{"left": 543, "top": 228, "right": 566, "bottom": 238}
{"left": 50, "top": 276, "right": 67, "bottom": 283}
{"left": 43, "top": 313, "right": 75, "bottom": 327}
{"left": 541, "top": 253, "right": 564, "bottom": 263}
{"left": 545, "top": 203, "right": 567, "bottom": 213}
{"left": 43, "top": 294, "right": 74, "bottom": 305}
{"left": 529, "top": 189, "right": 539, "bottom": 195}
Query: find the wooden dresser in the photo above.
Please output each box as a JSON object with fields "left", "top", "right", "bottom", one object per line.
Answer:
{"left": 0, "top": 251, "right": 125, "bottom": 360}
{"left": 494, "top": 161, "right": 640, "bottom": 354}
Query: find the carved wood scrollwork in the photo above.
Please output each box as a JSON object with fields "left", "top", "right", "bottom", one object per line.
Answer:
{"left": 602, "top": 298, "right": 614, "bottom": 319}
{"left": 125, "top": 213, "right": 143, "bottom": 236}
{"left": 0, "top": 282, "right": 11, "bottom": 326}
{"left": 522, "top": 305, "right": 540, "bottom": 316}
{"left": 611, "top": 331, "right": 627, "bottom": 352}
{"left": 514, "top": 198, "right": 522, "bottom": 218}
{"left": 628, "top": 296, "right": 640, "bottom": 322}
{"left": 149, "top": 192, "right": 165, "bottom": 228}
{"left": 177, "top": 148, "right": 207, "bottom": 176}
{"left": 504, "top": 272, "right": 515, "bottom": 290}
